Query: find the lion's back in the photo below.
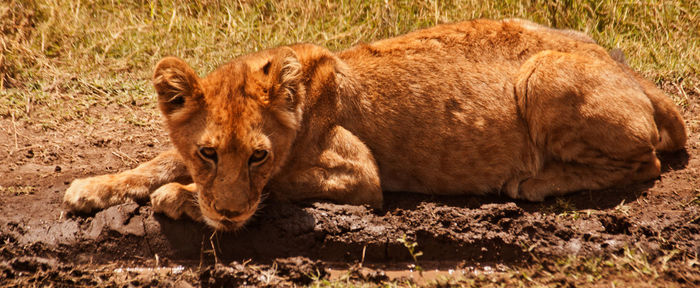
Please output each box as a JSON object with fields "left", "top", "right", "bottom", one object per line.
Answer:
{"left": 334, "top": 19, "right": 607, "bottom": 194}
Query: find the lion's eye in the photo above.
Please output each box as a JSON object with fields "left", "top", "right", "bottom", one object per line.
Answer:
{"left": 249, "top": 149, "right": 269, "bottom": 165}
{"left": 198, "top": 147, "right": 218, "bottom": 163}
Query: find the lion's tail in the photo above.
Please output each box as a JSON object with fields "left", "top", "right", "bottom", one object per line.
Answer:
{"left": 610, "top": 49, "right": 687, "bottom": 151}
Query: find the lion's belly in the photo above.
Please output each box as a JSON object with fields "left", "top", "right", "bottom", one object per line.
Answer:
{"left": 345, "top": 63, "right": 536, "bottom": 195}
{"left": 371, "top": 103, "right": 533, "bottom": 195}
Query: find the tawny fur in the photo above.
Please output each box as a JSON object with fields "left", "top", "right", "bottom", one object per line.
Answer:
{"left": 64, "top": 19, "right": 687, "bottom": 231}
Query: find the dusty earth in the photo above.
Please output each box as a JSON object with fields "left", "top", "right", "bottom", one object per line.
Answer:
{"left": 1, "top": 87, "right": 699, "bottom": 287}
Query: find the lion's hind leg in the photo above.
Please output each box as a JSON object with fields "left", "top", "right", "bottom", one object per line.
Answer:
{"left": 513, "top": 153, "right": 660, "bottom": 201}
{"left": 510, "top": 50, "right": 662, "bottom": 201}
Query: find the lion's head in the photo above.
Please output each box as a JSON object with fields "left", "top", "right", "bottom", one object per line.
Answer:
{"left": 152, "top": 47, "right": 305, "bottom": 231}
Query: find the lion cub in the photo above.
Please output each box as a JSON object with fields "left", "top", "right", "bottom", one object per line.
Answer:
{"left": 64, "top": 19, "right": 686, "bottom": 231}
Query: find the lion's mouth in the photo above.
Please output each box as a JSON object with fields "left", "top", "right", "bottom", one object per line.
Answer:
{"left": 200, "top": 204, "right": 258, "bottom": 231}
{"left": 202, "top": 216, "right": 245, "bottom": 231}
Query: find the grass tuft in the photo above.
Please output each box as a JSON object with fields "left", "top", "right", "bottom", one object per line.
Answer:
{"left": 0, "top": 0, "right": 697, "bottom": 126}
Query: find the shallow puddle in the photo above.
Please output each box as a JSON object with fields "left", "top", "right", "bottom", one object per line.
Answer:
{"left": 112, "top": 265, "right": 186, "bottom": 274}
{"left": 327, "top": 261, "right": 510, "bottom": 284}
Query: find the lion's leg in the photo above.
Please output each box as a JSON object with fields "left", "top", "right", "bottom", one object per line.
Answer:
{"left": 64, "top": 149, "right": 191, "bottom": 213}
{"left": 268, "top": 125, "right": 383, "bottom": 208}
{"left": 509, "top": 50, "right": 661, "bottom": 201}
{"left": 150, "top": 182, "right": 201, "bottom": 221}
{"left": 513, "top": 153, "right": 660, "bottom": 201}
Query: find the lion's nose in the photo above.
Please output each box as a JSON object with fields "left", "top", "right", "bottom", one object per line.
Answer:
{"left": 213, "top": 204, "right": 243, "bottom": 219}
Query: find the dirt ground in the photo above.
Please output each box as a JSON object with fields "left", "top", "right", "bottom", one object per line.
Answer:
{"left": 1, "top": 88, "right": 699, "bottom": 287}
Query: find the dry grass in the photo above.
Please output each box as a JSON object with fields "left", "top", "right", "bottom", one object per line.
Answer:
{"left": 307, "top": 246, "right": 694, "bottom": 287}
{"left": 0, "top": 185, "right": 36, "bottom": 196}
{"left": 0, "top": 0, "right": 698, "bottom": 128}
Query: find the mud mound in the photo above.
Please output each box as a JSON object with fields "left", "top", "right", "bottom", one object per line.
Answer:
{"left": 4, "top": 190, "right": 699, "bottom": 265}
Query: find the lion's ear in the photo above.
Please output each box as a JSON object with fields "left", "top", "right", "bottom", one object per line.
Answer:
{"left": 153, "top": 57, "right": 201, "bottom": 115}
{"left": 269, "top": 49, "right": 303, "bottom": 109}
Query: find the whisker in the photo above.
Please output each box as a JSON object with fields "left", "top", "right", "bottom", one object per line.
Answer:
{"left": 260, "top": 191, "right": 270, "bottom": 203}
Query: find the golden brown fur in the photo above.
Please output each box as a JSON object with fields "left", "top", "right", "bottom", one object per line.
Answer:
{"left": 64, "top": 19, "right": 686, "bottom": 231}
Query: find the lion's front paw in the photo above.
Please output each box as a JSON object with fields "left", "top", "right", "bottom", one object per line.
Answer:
{"left": 64, "top": 175, "right": 148, "bottom": 214}
{"left": 64, "top": 177, "right": 117, "bottom": 213}
{"left": 150, "top": 183, "right": 202, "bottom": 221}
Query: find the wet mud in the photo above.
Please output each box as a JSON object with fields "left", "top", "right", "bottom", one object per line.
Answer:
{"left": 1, "top": 96, "right": 699, "bottom": 286}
